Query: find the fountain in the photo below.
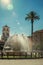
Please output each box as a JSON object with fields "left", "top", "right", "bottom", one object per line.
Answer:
{"left": 3, "top": 34, "right": 32, "bottom": 55}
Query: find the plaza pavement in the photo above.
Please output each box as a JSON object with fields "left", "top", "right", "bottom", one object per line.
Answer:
{"left": 0, "top": 59, "right": 43, "bottom": 65}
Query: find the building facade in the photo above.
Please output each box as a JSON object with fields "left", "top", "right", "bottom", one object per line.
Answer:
{"left": 28, "top": 30, "right": 43, "bottom": 51}
{"left": 32, "top": 30, "right": 43, "bottom": 51}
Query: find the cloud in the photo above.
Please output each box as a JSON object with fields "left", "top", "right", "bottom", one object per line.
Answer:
{"left": 12, "top": 11, "right": 18, "bottom": 19}
{"left": 1, "top": 0, "right": 14, "bottom": 10}
{"left": 17, "top": 22, "right": 20, "bottom": 25}
{"left": 16, "top": 20, "right": 20, "bottom": 25}
{"left": 12, "top": 11, "right": 17, "bottom": 17}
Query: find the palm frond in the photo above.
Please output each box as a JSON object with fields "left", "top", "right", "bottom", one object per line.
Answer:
{"left": 34, "top": 16, "right": 40, "bottom": 20}
{"left": 25, "top": 11, "right": 40, "bottom": 21}
{"left": 25, "top": 14, "right": 32, "bottom": 20}
{"left": 25, "top": 17, "right": 28, "bottom": 20}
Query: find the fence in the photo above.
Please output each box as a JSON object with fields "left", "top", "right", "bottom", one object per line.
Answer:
{"left": 0, "top": 51, "right": 43, "bottom": 59}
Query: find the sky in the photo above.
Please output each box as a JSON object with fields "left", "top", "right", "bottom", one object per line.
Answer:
{"left": 0, "top": 0, "right": 43, "bottom": 36}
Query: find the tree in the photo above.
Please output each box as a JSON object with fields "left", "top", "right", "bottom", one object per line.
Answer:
{"left": 25, "top": 11, "right": 40, "bottom": 36}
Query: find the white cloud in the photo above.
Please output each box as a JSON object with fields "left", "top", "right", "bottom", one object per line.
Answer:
{"left": 12, "top": 11, "right": 17, "bottom": 18}
{"left": 17, "top": 22, "right": 20, "bottom": 25}
{"left": 12, "top": 11, "right": 18, "bottom": 19}
{"left": 1, "top": 0, "right": 14, "bottom": 10}
{"left": 16, "top": 20, "right": 20, "bottom": 25}
{"left": 12, "top": 12, "right": 16, "bottom": 16}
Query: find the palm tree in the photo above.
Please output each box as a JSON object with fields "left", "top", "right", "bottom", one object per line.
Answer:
{"left": 25, "top": 11, "right": 40, "bottom": 36}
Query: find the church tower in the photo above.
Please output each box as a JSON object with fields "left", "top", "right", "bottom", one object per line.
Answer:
{"left": 1, "top": 25, "right": 10, "bottom": 42}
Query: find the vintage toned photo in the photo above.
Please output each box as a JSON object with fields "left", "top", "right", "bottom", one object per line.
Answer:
{"left": 0, "top": 0, "right": 43, "bottom": 60}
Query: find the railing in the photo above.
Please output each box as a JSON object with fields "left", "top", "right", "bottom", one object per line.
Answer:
{"left": 0, "top": 51, "right": 43, "bottom": 59}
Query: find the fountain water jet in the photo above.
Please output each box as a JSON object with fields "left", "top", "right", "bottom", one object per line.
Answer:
{"left": 3, "top": 34, "right": 32, "bottom": 55}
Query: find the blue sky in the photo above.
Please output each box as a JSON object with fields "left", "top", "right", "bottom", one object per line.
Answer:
{"left": 0, "top": 0, "right": 43, "bottom": 36}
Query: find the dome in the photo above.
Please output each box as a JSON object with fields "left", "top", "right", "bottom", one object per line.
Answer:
{"left": 3, "top": 34, "right": 32, "bottom": 55}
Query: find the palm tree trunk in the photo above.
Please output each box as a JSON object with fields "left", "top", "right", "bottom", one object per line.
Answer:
{"left": 31, "top": 19, "right": 33, "bottom": 36}
{"left": 31, "top": 19, "right": 33, "bottom": 58}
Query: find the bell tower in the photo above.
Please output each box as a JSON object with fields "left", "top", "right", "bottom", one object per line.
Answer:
{"left": 1, "top": 25, "right": 10, "bottom": 42}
